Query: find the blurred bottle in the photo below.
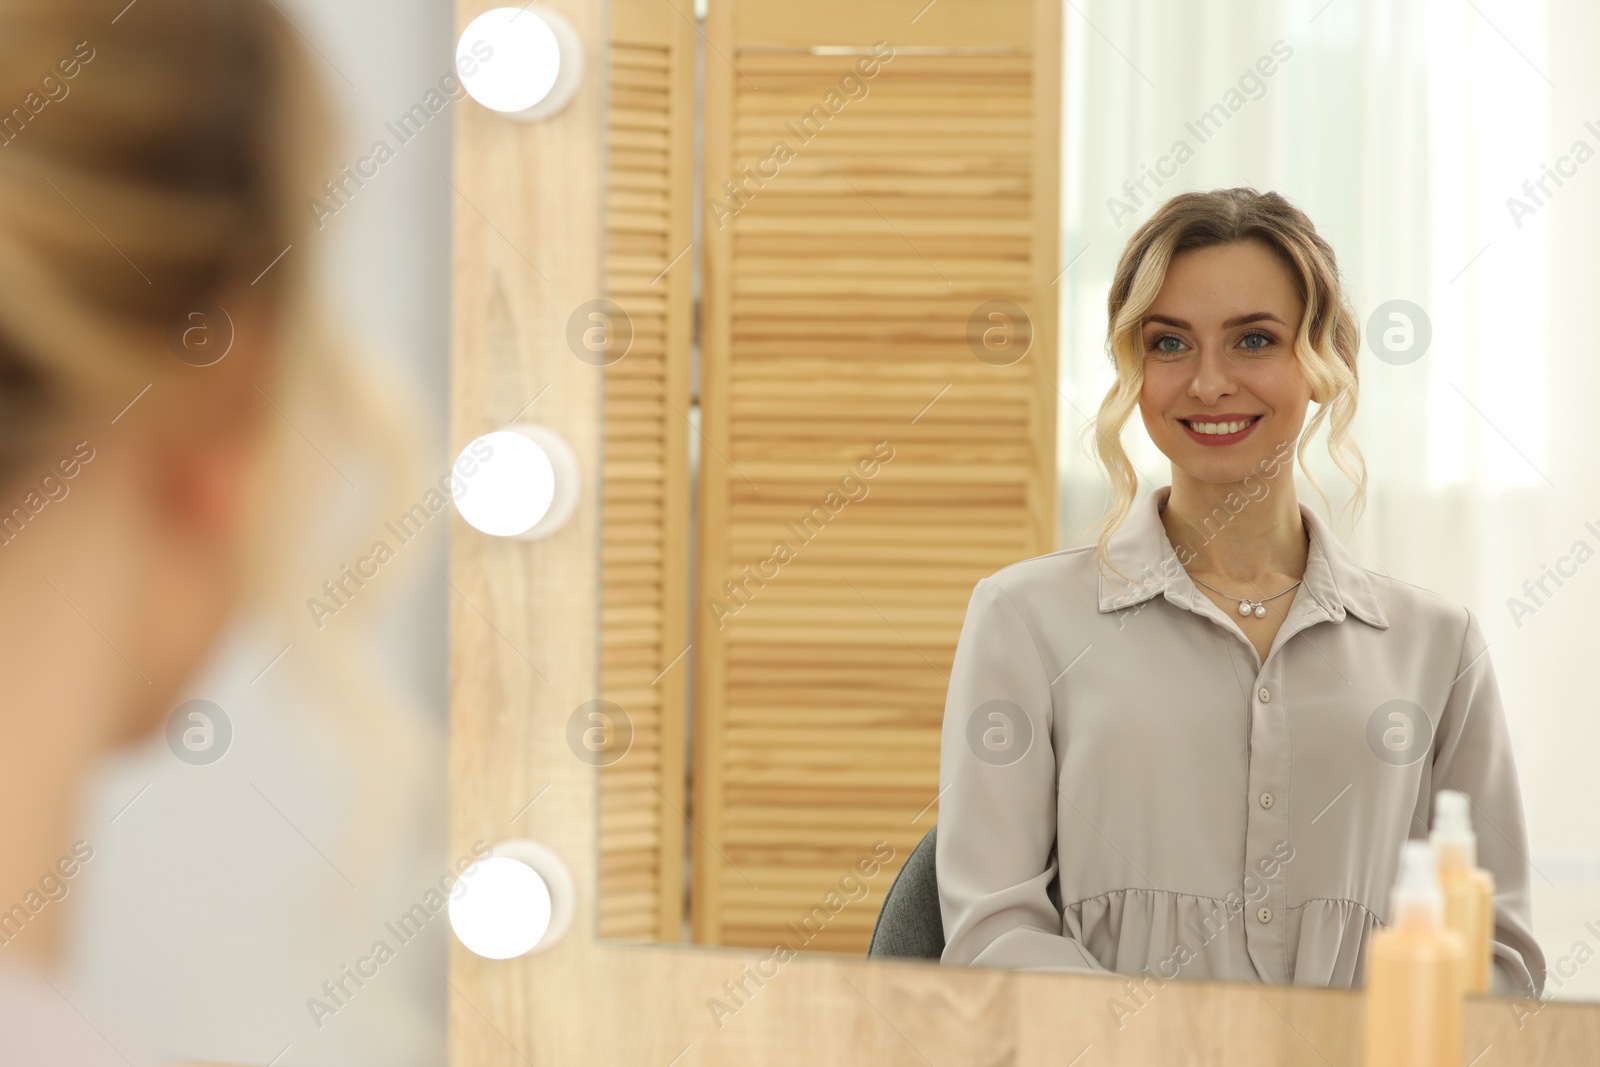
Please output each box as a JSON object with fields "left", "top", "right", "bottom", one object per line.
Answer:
{"left": 1363, "top": 840, "right": 1464, "bottom": 1067}
{"left": 1430, "top": 789, "right": 1495, "bottom": 995}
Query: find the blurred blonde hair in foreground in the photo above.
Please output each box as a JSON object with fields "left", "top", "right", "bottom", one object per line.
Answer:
{"left": 0, "top": 0, "right": 437, "bottom": 915}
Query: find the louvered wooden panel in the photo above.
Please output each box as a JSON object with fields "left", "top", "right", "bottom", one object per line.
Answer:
{"left": 598, "top": 0, "right": 694, "bottom": 942}
{"left": 694, "top": 2, "right": 1061, "bottom": 950}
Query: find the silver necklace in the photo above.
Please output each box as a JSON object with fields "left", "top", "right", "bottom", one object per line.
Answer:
{"left": 1160, "top": 503, "right": 1308, "bottom": 618}
{"left": 1188, "top": 574, "right": 1300, "bottom": 618}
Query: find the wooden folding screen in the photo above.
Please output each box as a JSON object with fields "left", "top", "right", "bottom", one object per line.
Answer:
{"left": 692, "top": 1, "right": 1061, "bottom": 950}
{"left": 597, "top": 0, "right": 695, "bottom": 942}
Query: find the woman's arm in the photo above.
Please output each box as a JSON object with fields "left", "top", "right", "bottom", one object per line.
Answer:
{"left": 1430, "top": 606, "right": 1547, "bottom": 998}
{"left": 936, "top": 577, "right": 1108, "bottom": 972}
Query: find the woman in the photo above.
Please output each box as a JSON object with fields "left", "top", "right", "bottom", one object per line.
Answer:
{"left": 0, "top": 1, "right": 431, "bottom": 1061}
{"left": 936, "top": 188, "right": 1545, "bottom": 997}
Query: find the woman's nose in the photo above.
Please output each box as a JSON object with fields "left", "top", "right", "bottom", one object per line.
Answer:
{"left": 1187, "top": 345, "right": 1239, "bottom": 401}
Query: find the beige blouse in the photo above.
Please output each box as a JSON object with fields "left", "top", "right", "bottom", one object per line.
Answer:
{"left": 936, "top": 484, "right": 1546, "bottom": 996}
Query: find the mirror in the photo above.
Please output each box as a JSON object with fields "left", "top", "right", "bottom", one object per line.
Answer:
{"left": 592, "top": 0, "right": 1600, "bottom": 1017}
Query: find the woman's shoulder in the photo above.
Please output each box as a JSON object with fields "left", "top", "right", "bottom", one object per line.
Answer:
{"left": 974, "top": 545, "right": 1103, "bottom": 608}
{"left": 1359, "top": 567, "right": 1479, "bottom": 643}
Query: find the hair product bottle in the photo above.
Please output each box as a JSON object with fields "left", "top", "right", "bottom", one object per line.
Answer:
{"left": 1363, "top": 840, "right": 1465, "bottom": 1067}
{"left": 1431, "top": 789, "right": 1496, "bottom": 994}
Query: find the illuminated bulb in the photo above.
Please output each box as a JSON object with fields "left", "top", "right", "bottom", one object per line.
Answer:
{"left": 448, "top": 857, "right": 552, "bottom": 960}
{"left": 451, "top": 425, "right": 579, "bottom": 540}
{"left": 448, "top": 840, "right": 575, "bottom": 960}
{"left": 455, "top": 6, "right": 584, "bottom": 121}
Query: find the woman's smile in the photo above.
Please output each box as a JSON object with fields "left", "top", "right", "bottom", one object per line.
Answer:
{"left": 1179, "top": 413, "right": 1263, "bottom": 446}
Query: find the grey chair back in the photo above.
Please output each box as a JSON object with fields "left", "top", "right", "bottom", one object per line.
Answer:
{"left": 866, "top": 825, "right": 943, "bottom": 959}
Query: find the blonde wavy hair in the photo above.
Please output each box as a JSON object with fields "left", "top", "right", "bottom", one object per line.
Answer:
{"left": 1078, "top": 187, "right": 1368, "bottom": 587}
{"left": 0, "top": 0, "right": 438, "bottom": 881}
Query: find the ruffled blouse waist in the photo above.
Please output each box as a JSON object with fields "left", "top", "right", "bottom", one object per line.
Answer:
{"left": 1062, "top": 887, "right": 1378, "bottom": 987}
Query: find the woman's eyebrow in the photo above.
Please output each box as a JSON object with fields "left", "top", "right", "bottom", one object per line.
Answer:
{"left": 1143, "top": 311, "right": 1289, "bottom": 329}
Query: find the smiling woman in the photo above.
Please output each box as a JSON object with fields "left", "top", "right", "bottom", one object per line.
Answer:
{"left": 1089, "top": 190, "right": 1363, "bottom": 545}
{"left": 936, "top": 187, "right": 1545, "bottom": 999}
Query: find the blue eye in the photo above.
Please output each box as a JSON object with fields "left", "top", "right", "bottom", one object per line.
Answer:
{"left": 1240, "top": 331, "right": 1274, "bottom": 350}
{"left": 1147, "top": 335, "right": 1185, "bottom": 354}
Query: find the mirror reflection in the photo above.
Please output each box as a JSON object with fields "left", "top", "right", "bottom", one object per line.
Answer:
{"left": 595, "top": 0, "right": 1600, "bottom": 1018}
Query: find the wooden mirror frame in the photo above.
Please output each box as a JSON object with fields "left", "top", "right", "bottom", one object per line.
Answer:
{"left": 444, "top": 1, "right": 1600, "bottom": 1062}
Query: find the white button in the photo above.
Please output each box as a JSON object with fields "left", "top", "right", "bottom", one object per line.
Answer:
{"left": 1258, "top": 687, "right": 1270, "bottom": 703}
{"left": 1259, "top": 792, "right": 1274, "bottom": 809}
{"left": 1257, "top": 906, "right": 1272, "bottom": 924}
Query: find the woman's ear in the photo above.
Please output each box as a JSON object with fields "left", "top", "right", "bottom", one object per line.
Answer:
{"left": 147, "top": 283, "right": 276, "bottom": 546}
{"left": 153, "top": 432, "right": 254, "bottom": 543}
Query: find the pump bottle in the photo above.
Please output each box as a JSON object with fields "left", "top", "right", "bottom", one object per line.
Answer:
{"left": 1363, "top": 840, "right": 1465, "bottom": 1067}
{"left": 1431, "top": 789, "right": 1496, "bottom": 994}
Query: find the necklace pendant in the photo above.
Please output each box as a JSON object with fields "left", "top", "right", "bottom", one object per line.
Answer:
{"left": 1238, "top": 601, "right": 1252, "bottom": 616}
{"left": 1253, "top": 604, "right": 1267, "bottom": 618}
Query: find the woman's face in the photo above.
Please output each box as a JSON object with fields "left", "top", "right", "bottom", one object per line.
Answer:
{"left": 1136, "top": 238, "right": 1312, "bottom": 486}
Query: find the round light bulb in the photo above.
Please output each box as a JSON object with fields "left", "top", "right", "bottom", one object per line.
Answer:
{"left": 448, "top": 856, "right": 553, "bottom": 960}
{"left": 456, "top": 7, "right": 583, "bottom": 120}
{"left": 451, "top": 424, "right": 579, "bottom": 540}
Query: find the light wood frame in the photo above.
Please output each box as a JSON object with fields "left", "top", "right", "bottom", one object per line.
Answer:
{"left": 445, "top": 0, "right": 1600, "bottom": 1062}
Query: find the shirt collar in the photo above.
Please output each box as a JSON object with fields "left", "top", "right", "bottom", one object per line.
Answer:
{"left": 1095, "top": 484, "right": 1389, "bottom": 629}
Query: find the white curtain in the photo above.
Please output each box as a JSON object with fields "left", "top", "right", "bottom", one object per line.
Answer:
{"left": 1057, "top": 0, "right": 1600, "bottom": 999}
